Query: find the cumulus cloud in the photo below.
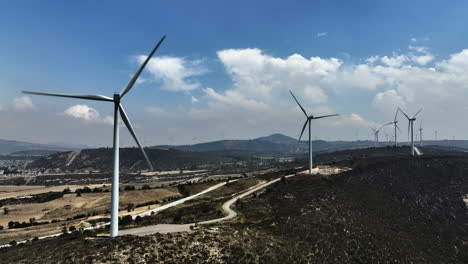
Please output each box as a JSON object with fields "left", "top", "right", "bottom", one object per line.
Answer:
{"left": 331, "top": 113, "right": 378, "bottom": 128}
{"left": 372, "top": 89, "right": 406, "bottom": 111}
{"left": 138, "top": 55, "right": 206, "bottom": 91}
{"left": 380, "top": 55, "right": 408, "bottom": 67}
{"left": 10, "top": 96, "right": 35, "bottom": 112}
{"left": 64, "top": 105, "right": 113, "bottom": 125}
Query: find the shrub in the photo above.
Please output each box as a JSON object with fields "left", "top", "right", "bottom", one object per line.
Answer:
{"left": 135, "top": 216, "right": 142, "bottom": 223}
{"left": 0, "top": 225, "right": 3, "bottom": 230}
{"left": 9, "top": 240, "right": 17, "bottom": 246}
{"left": 69, "top": 226, "right": 76, "bottom": 232}
{"left": 63, "top": 187, "right": 71, "bottom": 193}
{"left": 141, "top": 184, "right": 151, "bottom": 190}
{"left": 3, "top": 207, "right": 9, "bottom": 215}
{"left": 8, "top": 221, "right": 14, "bottom": 229}
{"left": 124, "top": 185, "right": 135, "bottom": 191}
{"left": 127, "top": 203, "right": 135, "bottom": 212}
{"left": 120, "top": 215, "right": 133, "bottom": 226}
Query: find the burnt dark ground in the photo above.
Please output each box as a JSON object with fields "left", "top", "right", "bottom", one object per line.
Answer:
{"left": 1, "top": 154, "right": 467, "bottom": 263}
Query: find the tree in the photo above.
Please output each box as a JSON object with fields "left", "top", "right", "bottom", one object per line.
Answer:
{"left": 141, "top": 184, "right": 151, "bottom": 190}
{"left": 135, "top": 216, "right": 142, "bottom": 223}
{"left": 124, "top": 185, "right": 135, "bottom": 191}
{"left": 127, "top": 203, "right": 135, "bottom": 212}
{"left": 69, "top": 226, "right": 76, "bottom": 232}
{"left": 0, "top": 225, "right": 3, "bottom": 230}
{"left": 63, "top": 187, "right": 71, "bottom": 193}
{"left": 9, "top": 240, "right": 17, "bottom": 246}
{"left": 3, "top": 207, "right": 9, "bottom": 215}
{"left": 29, "top": 217, "right": 36, "bottom": 224}
{"left": 8, "top": 221, "right": 14, "bottom": 229}
{"left": 120, "top": 215, "right": 133, "bottom": 225}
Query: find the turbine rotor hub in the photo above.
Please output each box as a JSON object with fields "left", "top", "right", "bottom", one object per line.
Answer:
{"left": 113, "top": 93, "right": 121, "bottom": 103}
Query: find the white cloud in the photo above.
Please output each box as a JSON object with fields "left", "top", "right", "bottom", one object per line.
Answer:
{"left": 64, "top": 105, "right": 112, "bottom": 125}
{"left": 191, "top": 96, "right": 199, "bottom": 103}
{"left": 411, "top": 54, "right": 434, "bottom": 65}
{"left": 10, "top": 96, "right": 35, "bottom": 112}
{"left": 331, "top": 113, "right": 378, "bottom": 128}
{"left": 380, "top": 55, "right": 408, "bottom": 67}
{"left": 411, "top": 37, "right": 417, "bottom": 42}
{"left": 138, "top": 55, "right": 206, "bottom": 91}
{"left": 316, "top": 32, "right": 327, "bottom": 38}
{"left": 372, "top": 89, "right": 406, "bottom": 111}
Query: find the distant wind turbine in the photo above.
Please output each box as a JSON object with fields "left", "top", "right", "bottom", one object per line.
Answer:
{"left": 290, "top": 90, "right": 338, "bottom": 175}
{"left": 398, "top": 107, "right": 422, "bottom": 156}
{"left": 370, "top": 122, "right": 392, "bottom": 147}
{"left": 23, "top": 35, "right": 166, "bottom": 237}
{"left": 418, "top": 121, "right": 423, "bottom": 146}
{"left": 391, "top": 108, "right": 402, "bottom": 147}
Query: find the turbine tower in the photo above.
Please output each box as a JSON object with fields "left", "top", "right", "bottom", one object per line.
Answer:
{"left": 290, "top": 90, "right": 338, "bottom": 175}
{"left": 418, "top": 121, "right": 423, "bottom": 146}
{"left": 398, "top": 107, "right": 422, "bottom": 156}
{"left": 23, "top": 35, "right": 166, "bottom": 237}
{"left": 391, "top": 108, "right": 402, "bottom": 147}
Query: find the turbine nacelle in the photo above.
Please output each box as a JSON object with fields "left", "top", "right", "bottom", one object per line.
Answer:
{"left": 113, "top": 93, "right": 121, "bottom": 103}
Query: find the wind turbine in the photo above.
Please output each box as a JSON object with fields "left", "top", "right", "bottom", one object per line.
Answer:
{"left": 290, "top": 90, "right": 338, "bottom": 175}
{"left": 391, "top": 109, "right": 402, "bottom": 147}
{"left": 370, "top": 122, "right": 392, "bottom": 147}
{"left": 23, "top": 35, "right": 166, "bottom": 237}
{"left": 418, "top": 121, "right": 423, "bottom": 146}
{"left": 398, "top": 108, "right": 422, "bottom": 156}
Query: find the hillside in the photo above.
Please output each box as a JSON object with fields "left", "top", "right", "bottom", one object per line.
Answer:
{"left": 2, "top": 155, "right": 467, "bottom": 263}
{"left": 26, "top": 148, "right": 242, "bottom": 172}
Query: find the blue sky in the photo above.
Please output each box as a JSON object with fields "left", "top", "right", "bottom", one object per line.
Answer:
{"left": 1, "top": 0, "right": 468, "bottom": 146}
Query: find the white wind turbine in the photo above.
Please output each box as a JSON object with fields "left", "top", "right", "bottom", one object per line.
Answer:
{"left": 23, "top": 35, "right": 166, "bottom": 237}
{"left": 370, "top": 122, "right": 392, "bottom": 147}
{"left": 398, "top": 107, "right": 423, "bottom": 156}
{"left": 418, "top": 120, "right": 423, "bottom": 146}
{"left": 290, "top": 90, "right": 338, "bottom": 175}
{"left": 391, "top": 109, "right": 402, "bottom": 147}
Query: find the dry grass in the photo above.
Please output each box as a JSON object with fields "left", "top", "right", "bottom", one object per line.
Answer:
{"left": 0, "top": 187, "right": 180, "bottom": 227}
{"left": 0, "top": 184, "right": 105, "bottom": 200}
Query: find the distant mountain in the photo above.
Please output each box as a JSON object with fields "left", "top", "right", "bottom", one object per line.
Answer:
{"left": 255, "top": 133, "right": 297, "bottom": 144}
{"left": 0, "top": 139, "right": 83, "bottom": 155}
{"left": 155, "top": 134, "right": 379, "bottom": 154}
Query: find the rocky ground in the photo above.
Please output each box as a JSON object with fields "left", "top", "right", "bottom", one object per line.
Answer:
{"left": 1, "top": 154, "right": 467, "bottom": 263}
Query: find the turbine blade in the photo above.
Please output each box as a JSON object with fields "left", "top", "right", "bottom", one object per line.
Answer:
{"left": 394, "top": 108, "right": 399, "bottom": 122}
{"left": 313, "top": 114, "right": 339, "bottom": 120}
{"left": 396, "top": 123, "right": 402, "bottom": 133}
{"left": 412, "top": 109, "right": 423, "bottom": 119}
{"left": 398, "top": 107, "right": 410, "bottom": 120}
{"left": 289, "top": 90, "right": 308, "bottom": 117}
{"left": 379, "top": 122, "right": 393, "bottom": 130}
{"left": 119, "top": 105, "right": 154, "bottom": 171}
{"left": 298, "top": 119, "right": 309, "bottom": 142}
{"left": 23, "top": 91, "right": 113, "bottom": 102}
{"left": 120, "top": 35, "right": 166, "bottom": 98}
